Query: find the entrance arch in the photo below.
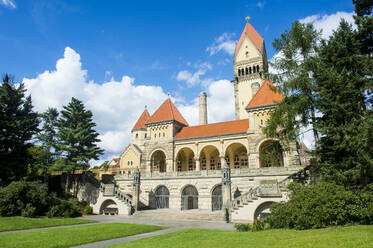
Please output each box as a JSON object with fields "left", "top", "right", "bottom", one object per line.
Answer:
{"left": 99, "top": 199, "right": 118, "bottom": 215}
{"left": 155, "top": 186, "right": 169, "bottom": 209}
{"left": 211, "top": 184, "right": 222, "bottom": 211}
{"left": 254, "top": 201, "right": 275, "bottom": 220}
{"left": 225, "top": 143, "right": 248, "bottom": 169}
{"left": 259, "top": 140, "right": 284, "bottom": 167}
{"left": 151, "top": 150, "right": 167, "bottom": 172}
{"left": 181, "top": 185, "right": 198, "bottom": 210}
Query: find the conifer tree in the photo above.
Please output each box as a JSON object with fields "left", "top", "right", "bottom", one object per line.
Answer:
{"left": 54, "top": 97, "right": 104, "bottom": 173}
{"left": 263, "top": 21, "right": 322, "bottom": 149}
{"left": 0, "top": 74, "right": 39, "bottom": 185}
{"left": 313, "top": 20, "right": 373, "bottom": 187}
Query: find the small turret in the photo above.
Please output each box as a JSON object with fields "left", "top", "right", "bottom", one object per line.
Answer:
{"left": 199, "top": 92, "right": 208, "bottom": 125}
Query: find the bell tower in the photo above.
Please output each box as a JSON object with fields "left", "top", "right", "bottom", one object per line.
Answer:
{"left": 233, "top": 17, "right": 268, "bottom": 120}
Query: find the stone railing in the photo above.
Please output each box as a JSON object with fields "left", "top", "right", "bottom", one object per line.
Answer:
{"left": 100, "top": 183, "right": 115, "bottom": 196}
{"left": 115, "top": 166, "right": 304, "bottom": 181}
{"left": 100, "top": 182, "right": 133, "bottom": 207}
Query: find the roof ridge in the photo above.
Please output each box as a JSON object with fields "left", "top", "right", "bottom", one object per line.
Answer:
{"left": 187, "top": 118, "right": 249, "bottom": 128}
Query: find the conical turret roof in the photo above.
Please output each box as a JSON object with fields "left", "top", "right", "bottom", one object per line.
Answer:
{"left": 132, "top": 109, "right": 150, "bottom": 130}
{"left": 146, "top": 98, "right": 188, "bottom": 126}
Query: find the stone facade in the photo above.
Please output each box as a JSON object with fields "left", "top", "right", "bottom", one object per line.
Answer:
{"left": 92, "top": 21, "right": 306, "bottom": 222}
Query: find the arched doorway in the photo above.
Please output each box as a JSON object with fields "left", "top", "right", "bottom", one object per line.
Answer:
{"left": 254, "top": 201, "right": 275, "bottom": 220}
{"left": 155, "top": 186, "right": 169, "bottom": 209}
{"left": 259, "top": 140, "right": 284, "bottom": 167}
{"left": 100, "top": 199, "right": 118, "bottom": 215}
{"left": 181, "top": 185, "right": 198, "bottom": 210}
{"left": 151, "top": 150, "right": 167, "bottom": 172}
{"left": 176, "top": 147, "right": 195, "bottom": 171}
{"left": 211, "top": 184, "right": 222, "bottom": 211}
{"left": 199, "top": 145, "right": 220, "bottom": 170}
{"left": 225, "top": 143, "right": 248, "bottom": 169}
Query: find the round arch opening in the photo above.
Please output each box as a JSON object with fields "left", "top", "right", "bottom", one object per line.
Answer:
{"left": 151, "top": 150, "right": 167, "bottom": 172}
{"left": 176, "top": 147, "right": 195, "bottom": 171}
{"left": 225, "top": 143, "right": 248, "bottom": 169}
{"left": 254, "top": 201, "right": 275, "bottom": 220}
{"left": 259, "top": 140, "right": 284, "bottom": 168}
{"left": 199, "top": 145, "right": 220, "bottom": 171}
{"left": 100, "top": 199, "right": 118, "bottom": 215}
{"left": 155, "top": 185, "right": 169, "bottom": 209}
{"left": 211, "top": 184, "right": 222, "bottom": 211}
{"left": 181, "top": 185, "right": 198, "bottom": 210}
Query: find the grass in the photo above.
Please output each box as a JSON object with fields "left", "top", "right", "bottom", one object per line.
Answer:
{"left": 110, "top": 225, "right": 373, "bottom": 248}
{"left": 0, "top": 217, "right": 97, "bottom": 232}
{"left": 0, "top": 223, "right": 165, "bottom": 248}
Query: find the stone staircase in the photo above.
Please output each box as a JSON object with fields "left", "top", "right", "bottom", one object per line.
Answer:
{"left": 230, "top": 165, "right": 311, "bottom": 215}
{"left": 100, "top": 183, "right": 133, "bottom": 209}
{"left": 133, "top": 209, "right": 224, "bottom": 222}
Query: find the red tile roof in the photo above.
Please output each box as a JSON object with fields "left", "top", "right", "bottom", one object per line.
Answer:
{"left": 132, "top": 109, "right": 150, "bottom": 130}
{"left": 174, "top": 119, "right": 249, "bottom": 140}
{"left": 146, "top": 98, "right": 188, "bottom": 126}
{"left": 133, "top": 144, "right": 142, "bottom": 153}
{"left": 246, "top": 80, "right": 284, "bottom": 110}
{"left": 235, "top": 22, "right": 263, "bottom": 56}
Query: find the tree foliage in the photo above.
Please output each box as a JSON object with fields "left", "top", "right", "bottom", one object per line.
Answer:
{"left": 54, "top": 97, "right": 104, "bottom": 172}
{"left": 0, "top": 75, "right": 39, "bottom": 185}
{"left": 313, "top": 20, "right": 373, "bottom": 187}
{"left": 264, "top": 21, "right": 322, "bottom": 149}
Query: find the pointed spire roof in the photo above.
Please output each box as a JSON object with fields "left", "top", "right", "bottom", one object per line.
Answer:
{"left": 146, "top": 98, "right": 188, "bottom": 126}
{"left": 132, "top": 109, "right": 150, "bottom": 131}
{"left": 246, "top": 80, "right": 284, "bottom": 110}
{"left": 235, "top": 22, "right": 263, "bottom": 56}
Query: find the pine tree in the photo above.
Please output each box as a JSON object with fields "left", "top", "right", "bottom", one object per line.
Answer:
{"left": 263, "top": 21, "right": 322, "bottom": 149}
{"left": 313, "top": 20, "right": 373, "bottom": 187}
{"left": 0, "top": 74, "right": 39, "bottom": 185}
{"left": 54, "top": 97, "right": 104, "bottom": 173}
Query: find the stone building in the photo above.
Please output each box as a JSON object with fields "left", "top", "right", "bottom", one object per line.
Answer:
{"left": 93, "top": 21, "right": 306, "bottom": 222}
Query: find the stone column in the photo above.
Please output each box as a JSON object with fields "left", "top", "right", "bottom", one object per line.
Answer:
{"left": 221, "top": 156, "right": 231, "bottom": 222}
{"left": 133, "top": 168, "right": 140, "bottom": 213}
{"left": 199, "top": 92, "right": 208, "bottom": 125}
{"left": 195, "top": 157, "right": 200, "bottom": 171}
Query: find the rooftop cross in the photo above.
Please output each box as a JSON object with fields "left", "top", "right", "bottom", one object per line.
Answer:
{"left": 245, "top": 16, "right": 250, "bottom": 22}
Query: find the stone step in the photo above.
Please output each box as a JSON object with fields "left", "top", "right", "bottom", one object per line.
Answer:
{"left": 133, "top": 209, "right": 224, "bottom": 222}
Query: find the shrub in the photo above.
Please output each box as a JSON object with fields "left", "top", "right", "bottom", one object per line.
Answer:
{"left": 21, "top": 204, "right": 36, "bottom": 218}
{"left": 250, "top": 219, "right": 268, "bottom": 232}
{"left": 267, "top": 182, "right": 373, "bottom": 230}
{"left": 234, "top": 223, "right": 250, "bottom": 232}
{"left": 0, "top": 181, "right": 54, "bottom": 217}
{"left": 84, "top": 206, "right": 93, "bottom": 215}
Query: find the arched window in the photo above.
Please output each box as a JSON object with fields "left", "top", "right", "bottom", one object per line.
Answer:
{"left": 135, "top": 133, "right": 138, "bottom": 139}
{"left": 201, "top": 157, "right": 207, "bottom": 170}
{"left": 225, "top": 156, "right": 230, "bottom": 167}
{"left": 253, "top": 66, "right": 256, "bottom": 73}
{"left": 249, "top": 67, "right": 252, "bottom": 74}
{"left": 238, "top": 69, "right": 241, "bottom": 76}
{"left": 188, "top": 158, "right": 194, "bottom": 171}
{"left": 234, "top": 155, "right": 240, "bottom": 168}
{"left": 257, "top": 65, "right": 260, "bottom": 72}
{"left": 245, "top": 67, "right": 249, "bottom": 75}
{"left": 181, "top": 185, "right": 198, "bottom": 210}
{"left": 210, "top": 157, "right": 216, "bottom": 170}
{"left": 241, "top": 68, "right": 245, "bottom": 75}
{"left": 211, "top": 185, "right": 222, "bottom": 211}
{"left": 155, "top": 186, "right": 169, "bottom": 209}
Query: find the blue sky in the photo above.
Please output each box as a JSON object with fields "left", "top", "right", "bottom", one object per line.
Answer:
{"left": 0, "top": 0, "right": 356, "bottom": 162}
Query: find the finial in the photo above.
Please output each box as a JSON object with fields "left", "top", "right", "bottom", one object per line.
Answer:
{"left": 245, "top": 16, "right": 250, "bottom": 23}
{"left": 145, "top": 105, "right": 147, "bottom": 109}
{"left": 167, "top": 93, "right": 170, "bottom": 98}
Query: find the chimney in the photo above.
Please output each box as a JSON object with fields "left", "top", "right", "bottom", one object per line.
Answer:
{"left": 199, "top": 92, "right": 207, "bottom": 125}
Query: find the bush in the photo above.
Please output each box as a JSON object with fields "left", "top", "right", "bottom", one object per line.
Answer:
{"left": 267, "top": 182, "right": 373, "bottom": 230}
{"left": 0, "top": 181, "right": 54, "bottom": 217}
{"left": 84, "top": 206, "right": 93, "bottom": 215}
{"left": 250, "top": 219, "right": 268, "bottom": 232}
{"left": 21, "top": 204, "right": 36, "bottom": 218}
{"left": 234, "top": 223, "right": 250, "bottom": 232}
{"left": 47, "top": 199, "right": 82, "bottom": 218}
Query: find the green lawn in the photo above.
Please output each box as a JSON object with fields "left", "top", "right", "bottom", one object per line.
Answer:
{"left": 0, "top": 223, "right": 165, "bottom": 248}
{"left": 110, "top": 225, "right": 373, "bottom": 248}
{"left": 0, "top": 217, "right": 97, "bottom": 232}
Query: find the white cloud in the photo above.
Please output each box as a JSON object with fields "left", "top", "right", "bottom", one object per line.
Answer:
{"left": 176, "top": 62, "right": 212, "bottom": 87}
{"left": 256, "top": 1, "right": 265, "bottom": 8}
{"left": 23, "top": 47, "right": 234, "bottom": 164}
{"left": 206, "top": 33, "right": 236, "bottom": 56}
{"left": 1, "top": 0, "right": 16, "bottom": 8}
{"left": 299, "top": 11, "right": 355, "bottom": 39}
{"left": 23, "top": 47, "right": 168, "bottom": 161}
